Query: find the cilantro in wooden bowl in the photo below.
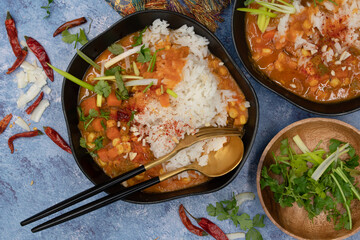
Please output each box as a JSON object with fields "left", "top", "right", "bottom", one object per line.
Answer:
{"left": 257, "top": 118, "right": 360, "bottom": 239}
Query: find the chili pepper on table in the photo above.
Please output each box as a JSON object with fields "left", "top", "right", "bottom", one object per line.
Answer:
{"left": 5, "top": 11, "right": 23, "bottom": 57}
{"left": 53, "top": 17, "right": 87, "bottom": 37}
{"left": 43, "top": 126, "right": 72, "bottom": 154}
{"left": 25, "top": 36, "right": 54, "bottom": 81}
{"left": 0, "top": 114, "right": 13, "bottom": 134}
{"left": 6, "top": 47, "right": 28, "bottom": 74}
{"left": 179, "top": 204, "right": 208, "bottom": 236}
{"left": 182, "top": 205, "right": 229, "bottom": 240}
{"left": 8, "top": 130, "right": 43, "bottom": 154}
{"left": 25, "top": 92, "right": 44, "bottom": 114}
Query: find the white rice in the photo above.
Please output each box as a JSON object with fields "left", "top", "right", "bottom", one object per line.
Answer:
{"left": 134, "top": 19, "right": 236, "bottom": 177}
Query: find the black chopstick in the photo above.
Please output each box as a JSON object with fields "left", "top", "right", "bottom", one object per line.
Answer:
{"left": 31, "top": 176, "right": 161, "bottom": 232}
{"left": 21, "top": 165, "right": 146, "bottom": 227}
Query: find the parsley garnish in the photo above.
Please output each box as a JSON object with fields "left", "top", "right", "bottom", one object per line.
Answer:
{"left": 137, "top": 45, "right": 152, "bottom": 63}
{"left": 41, "top": 0, "right": 54, "bottom": 18}
{"left": 261, "top": 138, "right": 360, "bottom": 230}
{"left": 206, "top": 194, "right": 265, "bottom": 239}
{"left": 61, "top": 28, "right": 88, "bottom": 48}
{"left": 94, "top": 80, "right": 111, "bottom": 97}
{"left": 115, "top": 71, "right": 129, "bottom": 100}
{"left": 108, "top": 43, "right": 124, "bottom": 55}
{"left": 132, "top": 27, "right": 147, "bottom": 47}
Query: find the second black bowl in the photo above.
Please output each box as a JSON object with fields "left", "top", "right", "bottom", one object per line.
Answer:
{"left": 232, "top": 0, "right": 360, "bottom": 115}
{"left": 62, "top": 10, "right": 259, "bottom": 203}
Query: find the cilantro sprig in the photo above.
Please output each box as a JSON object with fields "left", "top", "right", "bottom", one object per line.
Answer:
{"left": 132, "top": 26, "right": 147, "bottom": 47}
{"left": 261, "top": 137, "right": 360, "bottom": 230}
{"left": 77, "top": 108, "right": 110, "bottom": 130}
{"left": 94, "top": 80, "right": 111, "bottom": 98}
{"left": 207, "top": 193, "right": 265, "bottom": 239}
{"left": 137, "top": 45, "right": 152, "bottom": 63}
{"left": 41, "top": 0, "right": 54, "bottom": 18}
{"left": 108, "top": 43, "right": 124, "bottom": 55}
{"left": 62, "top": 28, "right": 88, "bottom": 48}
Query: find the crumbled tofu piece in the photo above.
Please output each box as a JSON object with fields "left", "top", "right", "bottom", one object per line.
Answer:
{"left": 129, "top": 152, "right": 137, "bottom": 161}
{"left": 331, "top": 70, "right": 335, "bottom": 76}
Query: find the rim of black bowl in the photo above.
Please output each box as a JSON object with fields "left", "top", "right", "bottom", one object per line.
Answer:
{"left": 62, "top": 9, "right": 259, "bottom": 204}
{"left": 232, "top": 0, "right": 360, "bottom": 116}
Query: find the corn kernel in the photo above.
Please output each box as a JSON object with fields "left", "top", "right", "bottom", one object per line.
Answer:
{"left": 116, "top": 144, "right": 124, "bottom": 154}
{"left": 165, "top": 45, "right": 171, "bottom": 50}
{"left": 229, "top": 108, "right": 239, "bottom": 119}
{"left": 301, "top": 48, "right": 311, "bottom": 57}
{"left": 123, "top": 142, "right": 131, "bottom": 153}
{"left": 343, "top": 77, "right": 350, "bottom": 85}
{"left": 121, "top": 135, "right": 130, "bottom": 142}
{"left": 155, "top": 88, "right": 162, "bottom": 96}
{"left": 98, "top": 159, "right": 106, "bottom": 167}
{"left": 302, "top": 19, "right": 311, "bottom": 30}
{"left": 87, "top": 132, "right": 96, "bottom": 143}
{"left": 240, "top": 115, "right": 247, "bottom": 125}
{"left": 218, "top": 66, "right": 227, "bottom": 76}
{"left": 239, "top": 103, "right": 246, "bottom": 112}
{"left": 107, "top": 120, "right": 116, "bottom": 128}
{"left": 330, "top": 77, "right": 340, "bottom": 88}
{"left": 87, "top": 143, "right": 95, "bottom": 150}
{"left": 309, "top": 79, "right": 319, "bottom": 87}
{"left": 262, "top": 48, "right": 272, "bottom": 56}
{"left": 182, "top": 177, "right": 190, "bottom": 183}
{"left": 112, "top": 138, "right": 121, "bottom": 146}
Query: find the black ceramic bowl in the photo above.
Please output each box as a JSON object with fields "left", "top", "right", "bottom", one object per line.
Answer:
{"left": 62, "top": 10, "right": 259, "bottom": 203}
{"left": 232, "top": 0, "right": 360, "bottom": 115}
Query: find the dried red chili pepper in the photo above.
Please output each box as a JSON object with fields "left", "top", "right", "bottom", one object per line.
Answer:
{"left": 5, "top": 11, "right": 23, "bottom": 57}
{"left": 25, "top": 92, "right": 44, "bottom": 114}
{"left": 179, "top": 204, "right": 208, "bottom": 236}
{"left": 25, "top": 36, "right": 54, "bottom": 81}
{"left": 0, "top": 114, "right": 13, "bottom": 134}
{"left": 6, "top": 47, "right": 28, "bottom": 74}
{"left": 8, "top": 130, "right": 43, "bottom": 154}
{"left": 43, "top": 126, "right": 72, "bottom": 154}
{"left": 182, "top": 205, "right": 228, "bottom": 240}
{"left": 53, "top": 17, "right": 87, "bottom": 37}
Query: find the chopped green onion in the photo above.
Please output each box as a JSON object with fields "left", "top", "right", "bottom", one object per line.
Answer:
{"left": 93, "top": 75, "right": 144, "bottom": 80}
{"left": 133, "top": 61, "right": 140, "bottom": 76}
{"left": 257, "top": 7, "right": 271, "bottom": 33}
{"left": 96, "top": 94, "right": 102, "bottom": 107}
{"left": 48, "top": 63, "right": 95, "bottom": 91}
{"left": 76, "top": 49, "right": 101, "bottom": 71}
{"left": 161, "top": 85, "right": 164, "bottom": 94}
{"left": 255, "top": 0, "right": 295, "bottom": 14}
{"left": 143, "top": 82, "right": 153, "bottom": 93}
{"left": 166, "top": 89, "right": 178, "bottom": 98}
{"left": 237, "top": 8, "right": 277, "bottom": 17}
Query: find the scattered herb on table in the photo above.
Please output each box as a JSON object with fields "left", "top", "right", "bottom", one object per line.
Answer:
{"left": 41, "top": 0, "right": 54, "bottom": 19}
{"left": 132, "top": 26, "right": 147, "bottom": 47}
{"left": 261, "top": 135, "right": 360, "bottom": 230}
{"left": 53, "top": 17, "right": 87, "bottom": 37}
{"left": 137, "top": 45, "right": 152, "bottom": 63}
{"left": 108, "top": 43, "right": 124, "bottom": 55}
{"left": 206, "top": 192, "right": 265, "bottom": 239}
{"left": 61, "top": 28, "right": 88, "bottom": 48}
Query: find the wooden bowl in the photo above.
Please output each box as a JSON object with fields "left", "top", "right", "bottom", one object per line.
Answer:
{"left": 256, "top": 118, "right": 360, "bottom": 239}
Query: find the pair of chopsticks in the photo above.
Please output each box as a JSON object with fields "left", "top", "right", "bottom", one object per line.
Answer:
{"left": 21, "top": 127, "right": 242, "bottom": 232}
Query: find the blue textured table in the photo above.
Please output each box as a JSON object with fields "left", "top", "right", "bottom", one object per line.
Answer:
{"left": 1, "top": 1, "right": 359, "bottom": 240}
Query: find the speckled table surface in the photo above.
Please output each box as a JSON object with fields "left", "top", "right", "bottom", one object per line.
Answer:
{"left": 1, "top": 1, "right": 360, "bottom": 240}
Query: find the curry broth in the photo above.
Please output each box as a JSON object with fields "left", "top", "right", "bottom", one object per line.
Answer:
{"left": 78, "top": 30, "right": 248, "bottom": 193}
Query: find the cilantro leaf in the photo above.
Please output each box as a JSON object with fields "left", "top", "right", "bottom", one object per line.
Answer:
{"left": 137, "top": 45, "right": 152, "bottom": 63}
{"left": 237, "top": 213, "right": 253, "bottom": 231}
{"left": 115, "top": 71, "right": 129, "bottom": 100}
{"left": 206, "top": 204, "right": 216, "bottom": 216}
{"left": 94, "top": 136, "right": 104, "bottom": 151}
{"left": 127, "top": 110, "right": 137, "bottom": 126}
{"left": 78, "top": 28, "right": 88, "bottom": 45}
{"left": 329, "top": 139, "right": 342, "bottom": 153}
{"left": 246, "top": 228, "right": 263, "bottom": 240}
{"left": 94, "top": 80, "right": 111, "bottom": 97}
{"left": 108, "top": 43, "right": 124, "bottom": 55}
{"left": 252, "top": 214, "right": 265, "bottom": 228}
{"left": 41, "top": 0, "right": 54, "bottom": 18}
{"left": 132, "top": 26, "right": 147, "bottom": 47}
{"left": 80, "top": 137, "right": 87, "bottom": 148}
{"left": 105, "top": 66, "right": 124, "bottom": 76}
{"left": 62, "top": 29, "right": 78, "bottom": 43}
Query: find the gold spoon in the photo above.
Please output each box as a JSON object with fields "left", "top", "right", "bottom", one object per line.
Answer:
{"left": 31, "top": 136, "right": 244, "bottom": 232}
